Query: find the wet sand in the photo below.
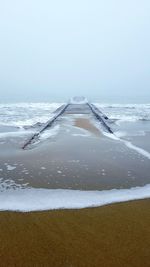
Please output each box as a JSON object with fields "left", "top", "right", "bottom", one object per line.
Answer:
{"left": 0, "top": 199, "right": 150, "bottom": 267}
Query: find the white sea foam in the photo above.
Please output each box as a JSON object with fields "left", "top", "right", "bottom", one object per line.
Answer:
{"left": 124, "top": 141, "right": 150, "bottom": 160}
{"left": 0, "top": 178, "right": 28, "bottom": 191}
{"left": 0, "top": 184, "right": 150, "bottom": 212}
{"left": 114, "top": 131, "right": 127, "bottom": 138}
{"left": 6, "top": 165, "right": 16, "bottom": 171}
{"left": 101, "top": 131, "right": 150, "bottom": 160}
{"left": 94, "top": 103, "right": 150, "bottom": 122}
{"left": 1, "top": 102, "right": 150, "bottom": 130}
{"left": 0, "top": 103, "right": 62, "bottom": 128}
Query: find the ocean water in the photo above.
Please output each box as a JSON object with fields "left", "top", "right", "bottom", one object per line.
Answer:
{"left": 1, "top": 102, "right": 149, "bottom": 144}
{"left": 0, "top": 102, "right": 150, "bottom": 212}
{"left": 0, "top": 102, "right": 150, "bottom": 128}
{"left": 0, "top": 102, "right": 62, "bottom": 128}
{"left": 95, "top": 103, "right": 150, "bottom": 122}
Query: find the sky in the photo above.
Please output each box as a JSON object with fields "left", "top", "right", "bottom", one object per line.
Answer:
{"left": 0, "top": 0, "right": 150, "bottom": 103}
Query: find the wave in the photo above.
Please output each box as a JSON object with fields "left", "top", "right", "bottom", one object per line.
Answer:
{"left": 0, "top": 103, "right": 150, "bottom": 127}
{"left": 94, "top": 103, "right": 150, "bottom": 108}
{"left": 0, "top": 184, "right": 150, "bottom": 212}
{"left": 94, "top": 103, "right": 150, "bottom": 122}
{"left": 0, "top": 103, "right": 62, "bottom": 128}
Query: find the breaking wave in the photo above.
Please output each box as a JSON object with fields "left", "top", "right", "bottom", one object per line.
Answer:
{"left": 94, "top": 103, "right": 150, "bottom": 122}
{"left": 0, "top": 103, "right": 63, "bottom": 128}
{"left": 0, "top": 103, "right": 150, "bottom": 129}
{"left": 0, "top": 184, "right": 150, "bottom": 212}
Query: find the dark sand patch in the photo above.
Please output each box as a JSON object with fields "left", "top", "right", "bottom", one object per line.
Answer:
{"left": 0, "top": 200, "right": 150, "bottom": 267}
{"left": 74, "top": 117, "right": 101, "bottom": 136}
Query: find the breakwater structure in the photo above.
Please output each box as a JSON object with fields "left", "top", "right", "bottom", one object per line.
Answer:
{"left": 22, "top": 97, "right": 113, "bottom": 149}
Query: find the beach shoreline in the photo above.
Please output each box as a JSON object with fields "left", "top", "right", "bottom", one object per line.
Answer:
{"left": 0, "top": 103, "right": 150, "bottom": 266}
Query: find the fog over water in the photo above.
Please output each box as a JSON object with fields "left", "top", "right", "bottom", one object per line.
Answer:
{"left": 0, "top": 0, "right": 150, "bottom": 103}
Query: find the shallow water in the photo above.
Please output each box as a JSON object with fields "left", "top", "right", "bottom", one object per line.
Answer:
{"left": 0, "top": 102, "right": 150, "bottom": 211}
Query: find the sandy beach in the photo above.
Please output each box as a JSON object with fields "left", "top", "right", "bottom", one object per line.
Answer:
{"left": 0, "top": 199, "right": 150, "bottom": 267}
{"left": 1, "top": 0, "right": 150, "bottom": 264}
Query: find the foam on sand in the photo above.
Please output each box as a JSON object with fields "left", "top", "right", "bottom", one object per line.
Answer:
{"left": 0, "top": 184, "right": 150, "bottom": 212}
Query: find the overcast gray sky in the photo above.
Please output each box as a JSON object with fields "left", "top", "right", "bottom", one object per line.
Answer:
{"left": 0, "top": 0, "right": 150, "bottom": 102}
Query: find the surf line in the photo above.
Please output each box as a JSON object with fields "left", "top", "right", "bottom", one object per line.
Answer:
{"left": 0, "top": 184, "right": 150, "bottom": 212}
{"left": 102, "top": 131, "right": 150, "bottom": 160}
{"left": 122, "top": 140, "right": 150, "bottom": 160}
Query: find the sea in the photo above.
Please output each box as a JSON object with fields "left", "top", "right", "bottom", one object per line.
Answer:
{"left": 0, "top": 102, "right": 150, "bottom": 212}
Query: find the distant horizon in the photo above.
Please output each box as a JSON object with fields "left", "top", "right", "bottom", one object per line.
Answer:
{"left": 0, "top": 94, "right": 150, "bottom": 104}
